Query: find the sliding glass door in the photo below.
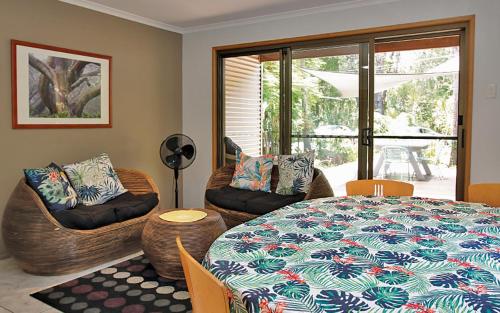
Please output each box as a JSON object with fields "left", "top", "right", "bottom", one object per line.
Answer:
{"left": 371, "top": 34, "right": 463, "bottom": 199}
{"left": 216, "top": 24, "right": 469, "bottom": 200}
{"left": 290, "top": 44, "right": 363, "bottom": 196}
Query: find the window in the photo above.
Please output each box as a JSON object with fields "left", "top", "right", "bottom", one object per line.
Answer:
{"left": 223, "top": 55, "right": 263, "bottom": 156}
{"left": 214, "top": 18, "right": 473, "bottom": 200}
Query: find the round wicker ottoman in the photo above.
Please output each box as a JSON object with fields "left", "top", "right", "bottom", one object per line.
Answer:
{"left": 141, "top": 208, "right": 227, "bottom": 279}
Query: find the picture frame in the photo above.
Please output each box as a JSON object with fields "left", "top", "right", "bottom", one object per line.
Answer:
{"left": 11, "top": 40, "right": 112, "bottom": 128}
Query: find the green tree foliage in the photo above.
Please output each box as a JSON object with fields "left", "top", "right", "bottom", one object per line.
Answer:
{"left": 381, "top": 48, "right": 457, "bottom": 136}
{"left": 262, "top": 61, "right": 280, "bottom": 155}
{"left": 261, "top": 47, "right": 458, "bottom": 167}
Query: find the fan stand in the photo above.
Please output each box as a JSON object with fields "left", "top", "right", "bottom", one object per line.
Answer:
{"left": 174, "top": 167, "right": 179, "bottom": 208}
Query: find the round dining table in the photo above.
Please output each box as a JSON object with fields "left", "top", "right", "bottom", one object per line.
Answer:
{"left": 204, "top": 196, "right": 499, "bottom": 313}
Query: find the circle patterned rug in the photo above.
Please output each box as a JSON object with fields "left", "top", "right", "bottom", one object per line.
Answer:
{"left": 31, "top": 254, "right": 192, "bottom": 313}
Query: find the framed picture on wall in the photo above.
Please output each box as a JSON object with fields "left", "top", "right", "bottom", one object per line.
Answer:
{"left": 11, "top": 40, "right": 112, "bottom": 128}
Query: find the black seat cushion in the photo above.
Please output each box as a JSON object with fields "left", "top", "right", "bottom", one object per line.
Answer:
{"left": 206, "top": 186, "right": 305, "bottom": 215}
{"left": 52, "top": 192, "right": 158, "bottom": 230}
{"left": 114, "top": 192, "right": 159, "bottom": 221}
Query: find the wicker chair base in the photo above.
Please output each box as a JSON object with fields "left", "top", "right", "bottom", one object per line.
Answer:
{"left": 204, "top": 201, "right": 258, "bottom": 229}
{"left": 2, "top": 169, "right": 160, "bottom": 276}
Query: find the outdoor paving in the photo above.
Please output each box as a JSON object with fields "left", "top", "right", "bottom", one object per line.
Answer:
{"left": 320, "top": 160, "right": 456, "bottom": 200}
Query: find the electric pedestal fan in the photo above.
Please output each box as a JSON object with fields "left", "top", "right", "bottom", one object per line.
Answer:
{"left": 160, "top": 134, "right": 196, "bottom": 208}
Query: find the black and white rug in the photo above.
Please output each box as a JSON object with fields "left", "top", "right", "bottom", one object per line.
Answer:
{"left": 31, "top": 254, "right": 192, "bottom": 313}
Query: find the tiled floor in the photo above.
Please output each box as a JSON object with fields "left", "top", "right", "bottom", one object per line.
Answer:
{"left": 0, "top": 252, "right": 142, "bottom": 313}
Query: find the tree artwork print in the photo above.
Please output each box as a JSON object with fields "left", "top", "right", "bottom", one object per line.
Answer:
{"left": 28, "top": 53, "right": 101, "bottom": 118}
{"left": 12, "top": 40, "right": 111, "bottom": 128}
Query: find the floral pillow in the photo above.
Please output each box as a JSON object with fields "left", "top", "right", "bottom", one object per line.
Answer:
{"left": 276, "top": 150, "right": 315, "bottom": 195}
{"left": 63, "top": 153, "right": 127, "bottom": 205}
{"left": 24, "top": 163, "right": 78, "bottom": 212}
{"left": 229, "top": 151, "right": 274, "bottom": 192}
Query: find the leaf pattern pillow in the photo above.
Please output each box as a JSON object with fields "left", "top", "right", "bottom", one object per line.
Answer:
{"left": 24, "top": 163, "right": 78, "bottom": 212}
{"left": 229, "top": 151, "right": 274, "bottom": 192}
{"left": 63, "top": 153, "right": 127, "bottom": 205}
{"left": 276, "top": 150, "right": 315, "bottom": 195}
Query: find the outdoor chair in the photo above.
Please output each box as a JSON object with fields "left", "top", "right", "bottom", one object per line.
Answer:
{"left": 382, "top": 146, "right": 411, "bottom": 180}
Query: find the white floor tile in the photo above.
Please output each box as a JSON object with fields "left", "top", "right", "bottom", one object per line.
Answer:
{"left": 0, "top": 295, "right": 53, "bottom": 313}
{"left": 0, "top": 252, "right": 142, "bottom": 313}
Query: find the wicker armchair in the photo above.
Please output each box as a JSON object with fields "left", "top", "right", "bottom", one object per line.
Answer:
{"left": 205, "top": 163, "right": 333, "bottom": 228}
{"left": 1, "top": 169, "right": 159, "bottom": 275}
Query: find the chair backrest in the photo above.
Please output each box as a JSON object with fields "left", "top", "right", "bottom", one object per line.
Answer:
{"left": 346, "top": 179, "right": 414, "bottom": 197}
{"left": 468, "top": 183, "right": 500, "bottom": 207}
{"left": 176, "top": 237, "right": 230, "bottom": 313}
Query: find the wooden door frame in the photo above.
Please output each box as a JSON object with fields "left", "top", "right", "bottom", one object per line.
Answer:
{"left": 212, "top": 15, "right": 475, "bottom": 198}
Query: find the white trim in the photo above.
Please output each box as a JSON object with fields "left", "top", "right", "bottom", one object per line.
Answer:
{"left": 182, "top": 0, "right": 403, "bottom": 33}
{"left": 59, "top": 0, "right": 185, "bottom": 33}
{"left": 60, "top": 0, "right": 403, "bottom": 34}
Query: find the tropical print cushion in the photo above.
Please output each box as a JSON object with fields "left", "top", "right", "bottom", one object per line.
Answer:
{"left": 24, "top": 163, "right": 78, "bottom": 212}
{"left": 205, "top": 196, "right": 500, "bottom": 313}
{"left": 63, "top": 153, "right": 127, "bottom": 205}
{"left": 276, "top": 150, "right": 315, "bottom": 195}
{"left": 229, "top": 151, "right": 274, "bottom": 192}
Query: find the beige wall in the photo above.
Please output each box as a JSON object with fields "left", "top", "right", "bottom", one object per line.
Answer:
{"left": 0, "top": 0, "right": 182, "bottom": 258}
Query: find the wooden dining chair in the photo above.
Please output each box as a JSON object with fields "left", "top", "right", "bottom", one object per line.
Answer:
{"left": 346, "top": 179, "right": 414, "bottom": 197}
{"left": 468, "top": 183, "right": 500, "bottom": 207}
{"left": 176, "top": 236, "right": 230, "bottom": 313}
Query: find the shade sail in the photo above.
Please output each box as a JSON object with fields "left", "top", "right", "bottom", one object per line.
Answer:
{"left": 300, "top": 56, "right": 458, "bottom": 98}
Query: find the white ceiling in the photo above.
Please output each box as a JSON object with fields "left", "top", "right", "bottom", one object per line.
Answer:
{"left": 61, "top": 0, "right": 395, "bottom": 33}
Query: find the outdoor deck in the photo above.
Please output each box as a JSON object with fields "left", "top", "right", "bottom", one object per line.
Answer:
{"left": 320, "top": 160, "right": 457, "bottom": 200}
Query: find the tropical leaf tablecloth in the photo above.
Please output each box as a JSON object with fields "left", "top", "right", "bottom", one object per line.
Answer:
{"left": 204, "top": 196, "right": 500, "bottom": 313}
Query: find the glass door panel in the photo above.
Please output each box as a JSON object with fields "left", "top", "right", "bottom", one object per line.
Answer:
{"left": 373, "top": 139, "right": 457, "bottom": 198}
{"left": 371, "top": 36, "right": 461, "bottom": 199}
{"left": 291, "top": 45, "right": 361, "bottom": 196}
{"left": 217, "top": 29, "right": 468, "bottom": 200}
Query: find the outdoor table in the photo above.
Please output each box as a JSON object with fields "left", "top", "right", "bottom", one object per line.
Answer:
{"left": 204, "top": 196, "right": 499, "bottom": 313}
{"left": 373, "top": 139, "right": 432, "bottom": 181}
